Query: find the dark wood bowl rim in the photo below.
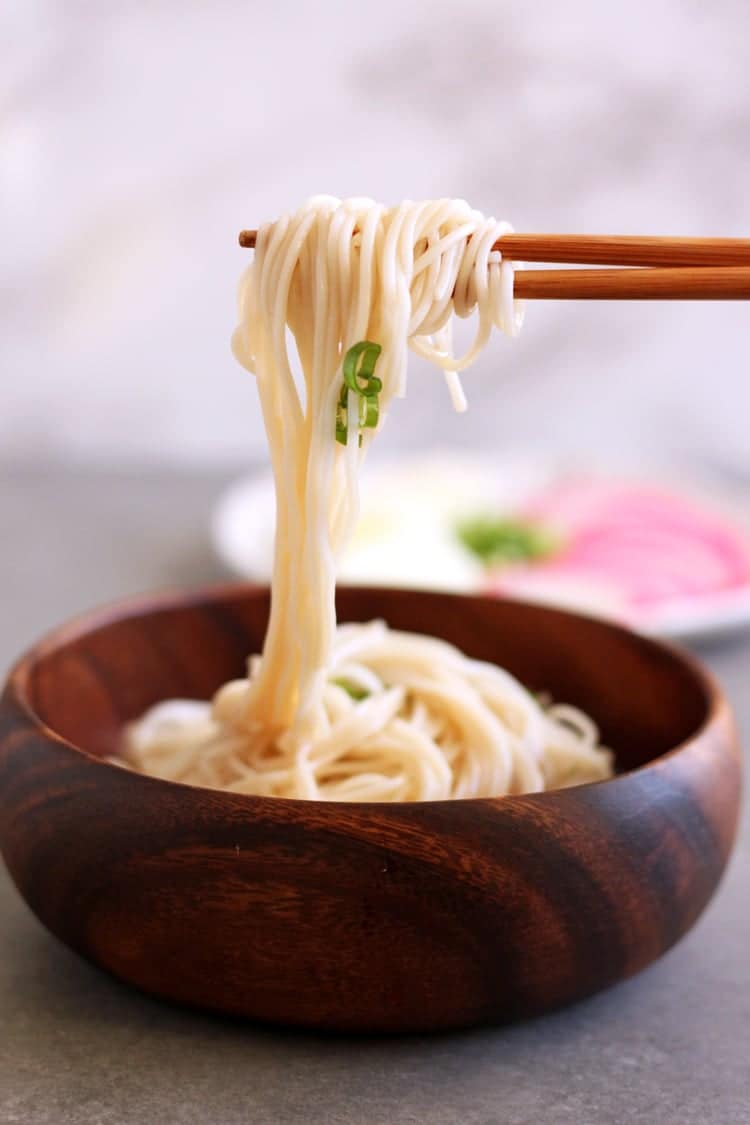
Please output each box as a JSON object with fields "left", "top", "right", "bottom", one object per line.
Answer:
{"left": 4, "top": 582, "right": 728, "bottom": 812}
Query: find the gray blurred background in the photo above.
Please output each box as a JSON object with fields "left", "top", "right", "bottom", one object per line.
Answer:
{"left": 3, "top": 0, "right": 749, "bottom": 476}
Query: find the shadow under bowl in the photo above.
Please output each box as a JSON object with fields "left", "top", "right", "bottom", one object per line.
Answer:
{"left": 0, "top": 585, "right": 741, "bottom": 1033}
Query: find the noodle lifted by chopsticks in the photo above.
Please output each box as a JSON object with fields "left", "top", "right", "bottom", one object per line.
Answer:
{"left": 122, "top": 197, "right": 612, "bottom": 800}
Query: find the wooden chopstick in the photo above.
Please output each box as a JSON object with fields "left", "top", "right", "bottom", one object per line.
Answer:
{"left": 237, "top": 230, "right": 750, "bottom": 299}
{"left": 238, "top": 229, "right": 750, "bottom": 267}
{"left": 515, "top": 267, "right": 750, "bottom": 300}
{"left": 478, "top": 234, "right": 750, "bottom": 267}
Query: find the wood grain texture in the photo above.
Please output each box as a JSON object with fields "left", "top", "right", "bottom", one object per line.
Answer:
{"left": 0, "top": 585, "right": 741, "bottom": 1032}
{"left": 239, "top": 229, "right": 750, "bottom": 266}
{"left": 514, "top": 266, "right": 750, "bottom": 300}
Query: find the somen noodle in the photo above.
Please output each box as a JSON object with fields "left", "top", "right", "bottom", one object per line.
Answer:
{"left": 120, "top": 197, "right": 613, "bottom": 800}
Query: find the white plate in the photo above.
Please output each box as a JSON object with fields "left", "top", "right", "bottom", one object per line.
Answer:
{"left": 211, "top": 453, "right": 750, "bottom": 643}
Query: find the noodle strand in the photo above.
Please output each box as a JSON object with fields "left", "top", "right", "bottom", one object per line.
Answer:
{"left": 121, "top": 198, "right": 612, "bottom": 801}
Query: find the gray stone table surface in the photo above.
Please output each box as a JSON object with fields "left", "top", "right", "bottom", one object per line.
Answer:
{"left": 0, "top": 466, "right": 748, "bottom": 1125}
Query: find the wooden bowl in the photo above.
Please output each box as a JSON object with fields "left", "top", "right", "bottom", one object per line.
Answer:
{"left": 0, "top": 585, "right": 741, "bottom": 1033}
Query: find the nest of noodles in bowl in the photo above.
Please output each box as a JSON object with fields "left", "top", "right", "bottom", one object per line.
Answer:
{"left": 0, "top": 584, "right": 740, "bottom": 1032}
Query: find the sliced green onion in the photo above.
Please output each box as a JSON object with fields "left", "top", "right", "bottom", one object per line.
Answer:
{"left": 336, "top": 340, "right": 382, "bottom": 446}
{"left": 332, "top": 677, "right": 370, "bottom": 701}
{"left": 456, "top": 516, "right": 560, "bottom": 566}
{"left": 343, "top": 340, "right": 382, "bottom": 394}
{"left": 335, "top": 390, "right": 349, "bottom": 445}
{"left": 358, "top": 393, "right": 379, "bottom": 429}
